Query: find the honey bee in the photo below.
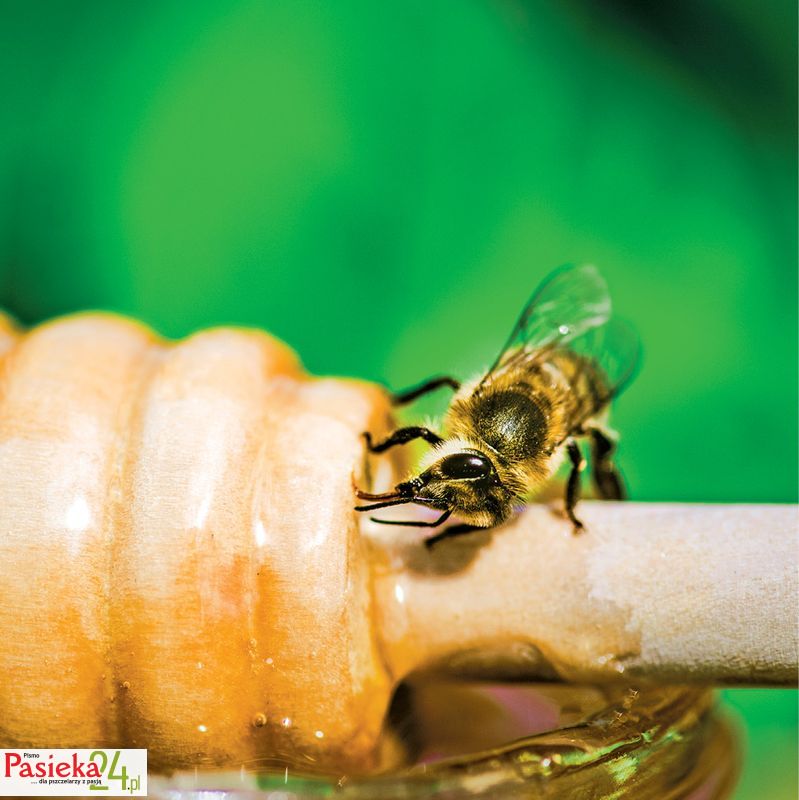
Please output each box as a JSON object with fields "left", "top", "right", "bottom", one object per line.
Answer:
{"left": 355, "top": 263, "right": 640, "bottom": 547}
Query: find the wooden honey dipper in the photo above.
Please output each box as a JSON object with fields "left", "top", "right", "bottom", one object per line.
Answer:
{"left": 0, "top": 313, "right": 795, "bottom": 774}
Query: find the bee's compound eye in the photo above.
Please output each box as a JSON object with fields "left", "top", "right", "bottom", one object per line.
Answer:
{"left": 439, "top": 452, "right": 492, "bottom": 480}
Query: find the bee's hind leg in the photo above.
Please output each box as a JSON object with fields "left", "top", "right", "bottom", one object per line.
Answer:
{"left": 364, "top": 426, "right": 443, "bottom": 453}
{"left": 588, "top": 428, "right": 626, "bottom": 500}
{"left": 391, "top": 376, "right": 460, "bottom": 406}
{"left": 565, "top": 438, "right": 586, "bottom": 532}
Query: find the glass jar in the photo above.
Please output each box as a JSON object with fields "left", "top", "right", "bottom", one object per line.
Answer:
{"left": 149, "top": 681, "right": 739, "bottom": 799}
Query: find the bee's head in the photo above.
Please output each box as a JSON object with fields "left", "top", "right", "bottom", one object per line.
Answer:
{"left": 398, "top": 449, "right": 514, "bottom": 527}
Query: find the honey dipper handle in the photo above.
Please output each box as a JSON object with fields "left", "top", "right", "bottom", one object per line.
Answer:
{"left": 373, "top": 502, "right": 798, "bottom": 685}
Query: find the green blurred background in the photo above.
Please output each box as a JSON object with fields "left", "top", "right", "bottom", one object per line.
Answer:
{"left": 1, "top": 1, "right": 796, "bottom": 795}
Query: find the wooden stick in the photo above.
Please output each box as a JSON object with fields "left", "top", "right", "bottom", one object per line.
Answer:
{"left": 370, "top": 502, "right": 798, "bottom": 686}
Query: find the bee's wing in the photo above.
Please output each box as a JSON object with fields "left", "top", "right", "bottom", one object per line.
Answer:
{"left": 560, "top": 316, "right": 641, "bottom": 407}
{"left": 481, "top": 263, "right": 612, "bottom": 382}
{"left": 496, "top": 316, "right": 641, "bottom": 412}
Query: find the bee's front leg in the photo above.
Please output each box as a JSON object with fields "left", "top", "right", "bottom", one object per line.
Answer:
{"left": 565, "top": 438, "right": 586, "bottom": 532}
{"left": 390, "top": 376, "right": 460, "bottom": 406}
{"left": 364, "top": 426, "right": 443, "bottom": 453}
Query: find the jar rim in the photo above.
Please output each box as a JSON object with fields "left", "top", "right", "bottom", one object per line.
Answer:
{"left": 148, "top": 683, "right": 739, "bottom": 799}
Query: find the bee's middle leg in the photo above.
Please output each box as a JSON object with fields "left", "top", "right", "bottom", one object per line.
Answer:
{"left": 424, "top": 523, "right": 483, "bottom": 549}
{"left": 364, "top": 426, "right": 443, "bottom": 453}
{"left": 565, "top": 438, "right": 586, "bottom": 532}
{"left": 587, "top": 427, "right": 626, "bottom": 500}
